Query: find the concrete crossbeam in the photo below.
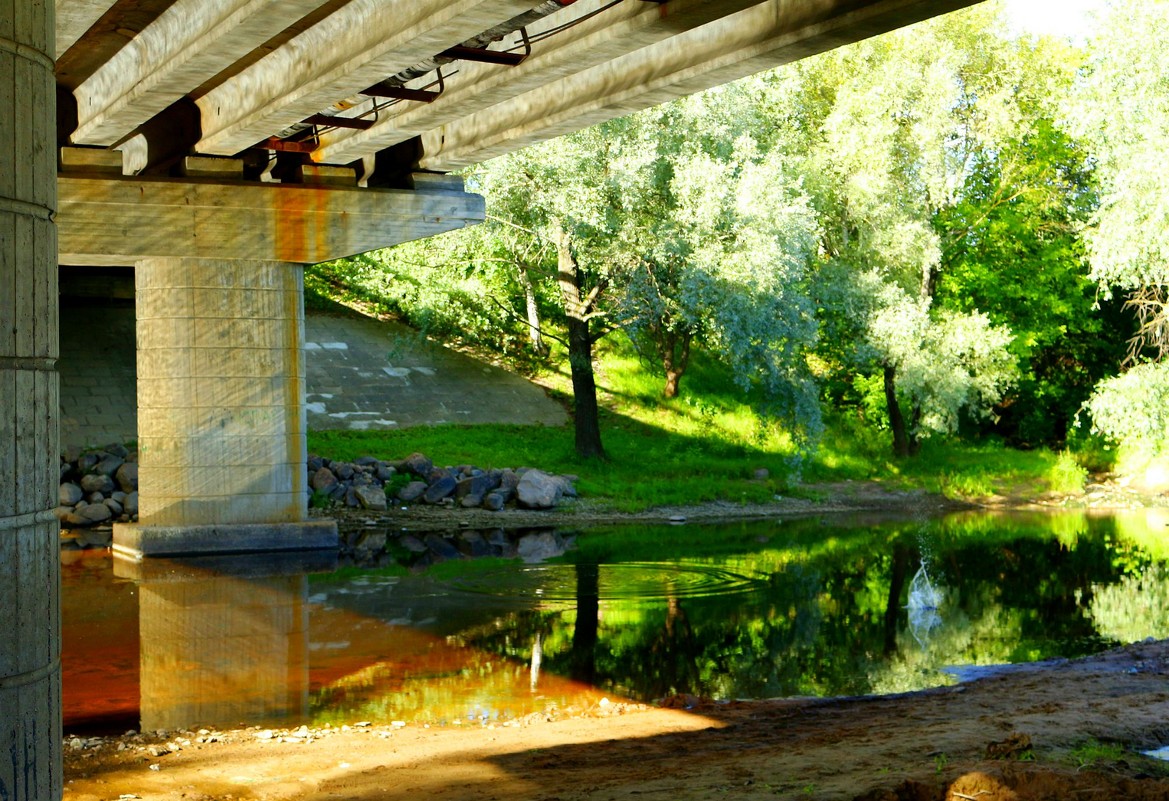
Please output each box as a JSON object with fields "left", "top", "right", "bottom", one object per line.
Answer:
{"left": 418, "top": 0, "right": 981, "bottom": 171}
{"left": 313, "top": 0, "right": 762, "bottom": 165}
{"left": 195, "top": 0, "right": 541, "bottom": 156}
{"left": 71, "top": 0, "right": 332, "bottom": 146}
{"left": 57, "top": 174, "right": 485, "bottom": 266}
{"left": 55, "top": 0, "right": 116, "bottom": 57}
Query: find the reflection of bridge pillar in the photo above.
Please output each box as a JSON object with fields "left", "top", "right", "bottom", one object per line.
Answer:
{"left": 113, "top": 258, "right": 336, "bottom": 555}
{"left": 1, "top": 2, "right": 63, "bottom": 798}
{"left": 138, "top": 574, "right": 310, "bottom": 731}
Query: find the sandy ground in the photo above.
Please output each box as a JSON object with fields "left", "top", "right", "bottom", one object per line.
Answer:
{"left": 64, "top": 639, "right": 1169, "bottom": 801}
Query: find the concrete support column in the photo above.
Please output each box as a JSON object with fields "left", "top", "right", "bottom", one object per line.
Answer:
{"left": 0, "top": 0, "right": 63, "bottom": 799}
{"left": 114, "top": 258, "right": 336, "bottom": 556}
{"left": 138, "top": 574, "right": 310, "bottom": 731}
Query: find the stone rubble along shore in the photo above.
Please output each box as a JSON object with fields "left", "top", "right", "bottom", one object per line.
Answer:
{"left": 56, "top": 444, "right": 579, "bottom": 537}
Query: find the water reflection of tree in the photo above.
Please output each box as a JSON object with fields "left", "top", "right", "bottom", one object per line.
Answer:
{"left": 458, "top": 514, "right": 1168, "bottom": 703}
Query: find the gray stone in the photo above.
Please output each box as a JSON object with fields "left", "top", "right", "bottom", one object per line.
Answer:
{"left": 459, "top": 531, "right": 490, "bottom": 557}
{"left": 354, "top": 485, "right": 388, "bottom": 511}
{"left": 354, "top": 455, "right": 381, "bottom": 467}
{"left": 62, "top": 445, "right": 82, "bottom": 464}
{"left": 78, "top": 528, "right": 113, "bottom": 548}
{"left": 482, "top": 493, "right": 505, "bottom": 511}
{"left": 59, "top": 482, "right": 83, "bottom": 506}
{"left": 76, "top": 453, "right": 100, "bottom": 473}
{"left": 94, "top": 455, "right": 125, "bottom": 477}
{"left": 77, "top": 503, "right": 112, "bottom": 524}
{"left": 104, "top": 498, "right": 124, "bottom": 516}
{"left": 423, "top": 475, "right": 457, "bottom": 504}
{"left": 455, "top": 473, "right": 497, "bottom": 500}
{"left": 307, "top": 455, "right": 324, "bottom": 472}
{"left": 753, "top": 467, "right": 770, "bottom": 480}
{"left": 403, "top": 452, "right": 433, "bottom": 477}
{"left": 516, "top": 469, "right": 563, "bottom": 509}
{"left": 115, "top": 462, "right": 138, "bottom": 492}
{"left": 459, "top": 494, "right": 482, "bottom": 508}
{"left": 353, "top": 531, "right": 387, "bottom": 555}
{"left": 104, "top": 443, "right": 130, "bottom": 458}
{"left": 344, "top": 487, "right": 362, "bottom": 507}
{"left": 335, "top": 462, "right": 355, "bottom": 480}
{"left": 80, "top": 473, "right": 115, "bottom": 495}
{"left": 310, "top": 466, "right": 339, "bottom": 492}
{"left": 398, "top": 535, "right": 428, "bottom": 554}
{"left": 424, "top": 533, "right": 462, "bottom": 560}
{"left": 517, "top": 532, "right": 567, "bottom": 563}
{"left": 125, "top": 491, "right": 139, "bottom": 515}
{"left": 111, "top": 491, "right": 127, "bottom": 503}
{"left": 86, "top": 491, "right": 105, "bottom": 504}
{"left": 375, "top": 463, "right": 395, "bottom": 482}
{"left": 397, "top": 481, "right": 428, "bottom": 502}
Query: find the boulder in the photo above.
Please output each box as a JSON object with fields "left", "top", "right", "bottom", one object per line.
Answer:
{"left": 76, "top": 503, "right": 112, "bottom": 524}
{"left": 455, "top": 473, "right": 498, "bottom": 500}
{"left": 398, "top": 534, "right": 428, "bottom": 554}
{"left": 423, "top": 475, "right": 457, "bottom": 504}
{"left": 125, "top": 491, "right": 139, "bottom": 516}
{"left": 115, "top": 462, "right": 139, "bottom": 492}
{"left": 335, "top": 462, "right": 355, "bottom": 480}
{"left": 79, "top": 473, "right": 115, "bottom": 495}
{"left": 402, "top": 452, "right": 434, "bottom": 478}
{"left": 424, "top": 533, "right": 462, "bottom": 560}
{"left": 309, "top": 467, "right": 339, "bottom": 492}
{"left": 517, "top": 532, "right": 567, "bottom": 563}
{"left": 482, "top": 493, "right": 505, "bottom": 512}
{"left": 516, "top": 470, "right": 564, "bottom": 509}
{"left": 397, "top": 481, "right": 428, "bottom": 503}
{"left": 104, "top": 498, "right": 124, "bottom": 516}
{"left": 59, "top": 482, "right": 83, "bottom": 507}
{"left": 459, "top": 494, "right": 483, "bottom": 508}
{"left": 307, "top": 455, "right": 325, "bottom": 472}
{"left": 354, "top": 485, "right": 388, "bottom": 511}
{"left": 375, "top": 463, "right": 395, "bottom": 482}
{"left": 93, "top": 455, "right": 125, "bottom": 477}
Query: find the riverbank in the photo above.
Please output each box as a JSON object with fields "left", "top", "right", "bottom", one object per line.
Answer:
{"left": 63, "top": 639, "right": 1169, "bottom": 801}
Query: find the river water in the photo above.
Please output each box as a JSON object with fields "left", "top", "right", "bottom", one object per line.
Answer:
{"left": 61, "top": 509, "right": 1169, "bottom": 735}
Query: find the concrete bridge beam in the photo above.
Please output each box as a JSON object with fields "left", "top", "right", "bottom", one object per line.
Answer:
{"left": 1, "top": 0, "right": 63, "bottom": 798}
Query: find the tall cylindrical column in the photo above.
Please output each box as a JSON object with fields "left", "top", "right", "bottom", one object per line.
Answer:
{"left": 0, "top": 1, "right": 63, "bottom": 799}
{"left": 134, "top": 258, "right": 308, "bottom": 526}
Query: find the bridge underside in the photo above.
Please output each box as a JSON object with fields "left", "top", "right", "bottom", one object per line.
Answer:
{"left": 3, "top": 0, "right": 984, "bottom": 797}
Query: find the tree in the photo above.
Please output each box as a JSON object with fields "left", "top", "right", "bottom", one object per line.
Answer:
{"left": 790, "top": 5, "right": 1086, "bottom": 454}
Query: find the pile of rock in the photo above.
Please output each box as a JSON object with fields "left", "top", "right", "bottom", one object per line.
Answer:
{"left": 57, "top": 443, "right": 139, "bottom": 529}
{"left": 55, "top": 446, "right": 578, "bottom": 533}
{"left": 310, "top": 451, "right": 578, "bottom": 513}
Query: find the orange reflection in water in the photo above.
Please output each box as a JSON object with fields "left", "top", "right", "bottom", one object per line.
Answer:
{"left": 61, "top": 552, "right": 615, "bottom": 734}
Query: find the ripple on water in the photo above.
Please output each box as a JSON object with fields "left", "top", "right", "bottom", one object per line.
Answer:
{"left": 446, "top": 561, "right": 767, "bottom": 603}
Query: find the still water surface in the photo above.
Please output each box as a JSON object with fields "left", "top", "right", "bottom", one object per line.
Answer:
{"left": 62, "top": 510, "right": 1169, "bottom": 734}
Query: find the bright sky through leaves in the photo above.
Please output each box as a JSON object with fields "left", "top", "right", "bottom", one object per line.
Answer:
{"left": 1001, "top": 0, "right": 1105, "bottom": 39}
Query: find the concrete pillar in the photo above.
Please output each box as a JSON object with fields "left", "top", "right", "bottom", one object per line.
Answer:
{"left": 138, "top": 574, "right": 310, "bottom": 731}
{"left": 114, "top": 258, "right": 336, "bottom": 556}
{"left": 0, "top": 0, "right": 63, "bottom": 799}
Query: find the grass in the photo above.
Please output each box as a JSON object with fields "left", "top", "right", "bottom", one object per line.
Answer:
{"left": 306, "top": 320, "right": 1082, "bottom": 513}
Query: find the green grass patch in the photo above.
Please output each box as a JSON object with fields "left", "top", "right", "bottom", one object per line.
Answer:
{"left": 305, "top": 311, "right": 1082, "bottom": 511}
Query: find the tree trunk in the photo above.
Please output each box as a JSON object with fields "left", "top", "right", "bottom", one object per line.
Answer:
{"left": 660, "top": 330, "right": 691, "bottom": 399}
{"left": 555, "top": 225, "right": 606, "bottom": 460}
{"left": 516, "top": 261, "right": 549, "bottom": 358}
{"left": 884, "top": 364, "right": 912, "bottom": 458}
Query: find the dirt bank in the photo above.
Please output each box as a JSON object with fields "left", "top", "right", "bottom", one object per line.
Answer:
{"left": 64, "top": 639, "right": 1169, "bottom": 801}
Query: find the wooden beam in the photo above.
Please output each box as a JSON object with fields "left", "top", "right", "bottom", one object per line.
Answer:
{"left": 58, "top": 175, "right": 485, "bottom": 266}
{"left": 194, "top": 0, "right": 539, "bottom": 156}
{"left": 314, "top": 0, "right": 762, "bottom": 165}
{"left": 417, "top": 0, "right": 985, "bottom": 171}
{"left": 70, "top": 0, "right": 332, "bottom": 146}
